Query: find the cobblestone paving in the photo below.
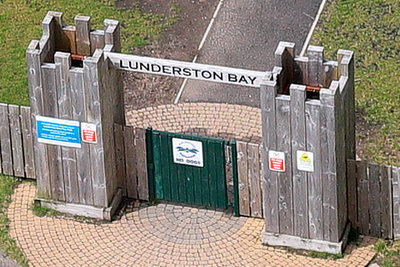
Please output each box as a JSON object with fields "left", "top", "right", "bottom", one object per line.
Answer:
{"left": 126, "top": 103, "right": 262, "bottom": 143}
{"left": 8, "top": 182, "right": 377, "bottom": 267}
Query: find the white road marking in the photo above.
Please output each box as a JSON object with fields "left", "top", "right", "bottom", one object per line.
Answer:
{"left": 174, "top": 0, "right": 224, "bottom": 104}
{"left": 300, "top": 0, "right": 328, "bottom": 57}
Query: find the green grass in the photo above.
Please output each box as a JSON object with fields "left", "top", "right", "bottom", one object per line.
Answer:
{"left": 0, "top": 175, "right": 28, "bottom": 267}
{"left": 0, "top": 0, "right": 177, "bottom": 106}
{"left": 374, "top": 240, "right": 400, "bottom": 267}
{"left": 311, "top": 0, "right": 400, "bottom": 165}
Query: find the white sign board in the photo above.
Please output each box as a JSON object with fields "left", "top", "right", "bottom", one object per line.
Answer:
{"left": 81, "top": 123, "right": 97, "bottom": 144}
{"left": 297, "top": 150, "right": 314, "bottom": 172}
{"left": 36, "top": 116, "right": 81, "bottom": 148}
{"left": 268, "top": 150, "right": 285, "bottom": 172}
{"left": 172, "top": 138, "right": 203, "bottom": 167}
{"left": 105, "top": 52, "right": 270, "bottom": 88}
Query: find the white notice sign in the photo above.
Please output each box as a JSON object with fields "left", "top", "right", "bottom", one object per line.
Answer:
{"left": 172, "top": 138, "right": 203, "bottom": 167}
{"left": 297, "top": 150, "right": 314, "bottom": 172}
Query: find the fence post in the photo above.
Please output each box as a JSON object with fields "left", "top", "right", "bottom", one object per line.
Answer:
{"left": 231, "top": 141, "right": 240, "bottom": 217}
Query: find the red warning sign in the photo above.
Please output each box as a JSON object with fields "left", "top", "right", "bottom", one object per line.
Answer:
{"left": 81, "top": 123, "right": 97, "bottom": 144}
{"left": 268, "top": 150, "right": 285, "bottom": 172}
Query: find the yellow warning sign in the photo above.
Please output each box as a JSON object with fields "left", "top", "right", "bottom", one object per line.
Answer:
{"left": 297, "top": 150, "right": 314, "bottom": 172}
{"left": 300, "top": 153, "right": 311, "bottom": 162}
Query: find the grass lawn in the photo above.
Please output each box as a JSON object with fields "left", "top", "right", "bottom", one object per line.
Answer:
{"left": 0, "top": 0, "right": 176, "bottom": 106}
{"left": 311, "top": 0, "right": 400, "bottom": 165}
{"left": 0, "top": 175, "right": 27, "bottom": 266}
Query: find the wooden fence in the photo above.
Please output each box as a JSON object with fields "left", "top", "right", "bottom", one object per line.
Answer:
{"left": 236, "top": 141, "right": 263, "bottom": 218}
{"left": 1, "top": 102, "right": 400, "bottom": 238}
{"left": 0, "top": 103, "right": 35, "bottom": 179}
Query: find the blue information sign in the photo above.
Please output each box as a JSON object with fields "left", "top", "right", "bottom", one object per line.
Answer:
{"left": 36, "top": 116, "right": 81, "bottom": 148}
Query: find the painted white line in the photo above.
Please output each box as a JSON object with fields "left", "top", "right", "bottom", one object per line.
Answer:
{"left": 300, "top": 0, "right": 327, "bottom": 57}
{"left": 174, "top": 0, "right": 224, "bottom": 104}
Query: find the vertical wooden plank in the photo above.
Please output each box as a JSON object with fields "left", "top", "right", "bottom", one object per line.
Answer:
{"left": 248, "top": 143, "right": 262, "bottom": 218}
{"left": 392, "top": 167, "right": 400, "bottom": 238}
{"left": 208, "top": 141, "right": 217, "bottom": 207}
{"left": 8, "top": 105, "right": 25, "bottom": 177}
{"left": 320, "top": 84, "right": 340, "bottom": 242}
{"left": 200, "top": 139, "right": 210, "bottom": 206}
{"left": 55, "top": 52, "right": 79, "bottom": 204}
{"left": 0, "top": 104, "right": 13, "bottom": 175}
{"left": 347, "top": 159, "right": 357, "bottom": 229}
{"left": 153, "top": 133, "right": 163, "bottom": 199}
{"left": 124, "top": 126, "right": 138, "bottom": 199}
{"left": 20, "top": 106, "right": 35, "bottom": 179}
{"left": 380, "top": 165, "right": 392, "bottom": 238}
{"left": 135, "top": 128, "right": 149, "bottom": 201}
{"left": 42, "top": 64, "right": 65, "bottom": 201}
{"left": 168, "top": 136, "right": 179, "bottom": 202}
{"left": 276, "top": 95, "right": 293, "bottom": 235}
{"left": 216, "top": 141, "right": 227, "bottom": 209}
{"left": 290, "top": 84, "right": 308, "bottom": 238}
{"left": 104, "top": 19, "right": 121, "bottom": 52}
{"left": 369, "top": 163, "right": 381, "bottom": 237}
{"left": 260, "top": 81, "right": 279, "bottom": 233}
{"left": 83, "top": 51, "right": 108, "bottom": 207}
{"left": 237, "top": 141, "right": 250, "bottom": 216}
{"left": 90, "top": 30, "right": 105, "bottom": 55}
{"left": 70, "top": 68, "right": 93, "bottom": 205}
{"left": 294, "top": 57, "right": 308, "bottom": 85}
{"left": 357, "top": 161, "right": 369, "bottom": 235}
{"left": 306, "top": 100, "right": 323, "bottom": 240}
{"left": 27, "top": 42, "right": 51, "bottom": 198}
{"left": 74, "top": 16, "right": 91, "bottom": 56}
{"left": 61, "top": 26, "right": 77, "bottom": 54}
{"left": 307, "top": 46, "right": 324, "bottom": 87}
{"left": 114, "top": 123, "right": 126, "bottom": 191}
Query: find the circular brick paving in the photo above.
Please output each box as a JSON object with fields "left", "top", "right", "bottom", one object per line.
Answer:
{"left": 125, "top": 103, "right": 262, "bottom": 143}
{"left": 8, "top": 182, "right": 377, "bottom": 267}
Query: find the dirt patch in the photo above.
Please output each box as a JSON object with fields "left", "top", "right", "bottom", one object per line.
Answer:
{"left": 117, "top": 0, "right": 219, "bottom": 111}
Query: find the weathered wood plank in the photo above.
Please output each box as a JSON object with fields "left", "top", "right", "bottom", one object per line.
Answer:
{"left": 290, "top": 84, "right": 308, "bottom": 238}
{"left": 114, "top": 123, "right": 126, "bottom": 191}
{"left": 20, "top": 106, "right": 35, "bottom": 179}
{"left": 124, "top": 126, "right": 138, "bottom": 199}
{"left": 322, "top": 61, "right": 338, "bottom": 88}
{"left": 55, "top": 52, "right": 79, "bottom": 203}
{"left": 248, "top": 143, "right": 262, "bottom": 218}
{"left": 276, "top": 94, "right": 293, "bottom": 235}
{"left": 320, "top": 83, "right": 340, "bottom": 242}
{"left": 74, "top": 15, "right": 91, "bottom": 56}
{"left": 27, "top": 42, "right": 51, "bottom": 198}
{"left": 237, "top": 141, "right": 250, "bottom": 216}
{"left": 135, "top": 127, "right": 149, "bottom": 201}
{"left": 293, "top": 57, "right": 308, "bottom": 85}
{"left": 347, "top": 159, "right": 357, "bottom": 229}
{"left": 70, "top": 67, "right": 93, "bottom": 205}
{"left": 90, "top": 30, "right": 105, "bottom": 55}
{"left": 83, "top": 50, "right": 108, "bottom": 207}
{"left": 380, "top": 164, "right": 392, "bottom": 238}
{"left": 104, "top": 20, "right": 121, "bottom": 52}
{"left": 369, "top": 163, "right": 381, "bottom": 237}
{"left": 357, "top": 161, "right": 369, "bottom": 235}
{"left": 306, "top": 100, "right": 323, "bottom": 240}
{"left": 41, "top": 63, "right": 65, "bottom": 201}
{"left": 61, "top": 26, "right": 77, "bottom": 54}
{"left": 260, "top": 80, "right": 279, "bottom": 233}
{"left": 8, "top": 105, "right": 25, "bottom": 177}
{"left": 392, "top": 167, "right": 400, "bottom": 238}
{"left": 307, "top": 46, "right": 324, "bottom": 87}
{"left": 0, "top": 104, "right": 13, "bottom": 175}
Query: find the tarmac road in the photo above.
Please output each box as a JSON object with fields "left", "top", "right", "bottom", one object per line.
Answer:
{"left": 180, "top": 0, "right": 323, "bottom": 107}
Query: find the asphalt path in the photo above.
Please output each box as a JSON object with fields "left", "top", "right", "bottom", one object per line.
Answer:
{"left": 180, "top": 0, "right": 323, "bottom": 107}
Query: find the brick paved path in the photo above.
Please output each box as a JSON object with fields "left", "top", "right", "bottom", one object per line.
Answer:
{"left": 8, "top": 182, "right": 377, "bottom": 267}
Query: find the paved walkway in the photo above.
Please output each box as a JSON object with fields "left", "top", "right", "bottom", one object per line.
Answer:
{"left": 8, "top": 182, "right": 377, "bottom": 266}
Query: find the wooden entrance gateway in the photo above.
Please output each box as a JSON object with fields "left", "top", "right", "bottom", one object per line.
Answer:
{"left": 27, "top": 11, "right": 355, "bottom": 254}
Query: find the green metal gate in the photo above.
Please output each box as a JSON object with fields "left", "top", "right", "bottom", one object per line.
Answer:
{"left": 146, "top": 129, "right": 238, "bottom": 210}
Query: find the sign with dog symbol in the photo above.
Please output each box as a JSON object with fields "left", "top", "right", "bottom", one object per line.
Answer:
{"left": 172, "top": 138, "right": 203, "bottom": 167}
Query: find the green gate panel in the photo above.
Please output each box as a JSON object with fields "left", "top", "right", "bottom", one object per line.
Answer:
{"left": 150, "top": 130, "right": 228, "bottom": 209}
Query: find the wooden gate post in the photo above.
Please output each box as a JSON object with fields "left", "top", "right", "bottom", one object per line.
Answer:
{"left": 27, "top": 12, "right": 124, "bottom": 220}
{"left": 261, "top": 42, "right": 355, "bottom": 253}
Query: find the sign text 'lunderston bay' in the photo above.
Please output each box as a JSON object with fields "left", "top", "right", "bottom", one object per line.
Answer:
{"left": 105, "top": 52, "right": 270, "bottom": 88}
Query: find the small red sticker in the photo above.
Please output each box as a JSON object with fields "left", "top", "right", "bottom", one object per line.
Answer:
{"left": 268, "top": 150, "right": 285, "bottom": 172}
{"left": 81, "top": 123, "right": 97, "bottom": 144}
